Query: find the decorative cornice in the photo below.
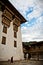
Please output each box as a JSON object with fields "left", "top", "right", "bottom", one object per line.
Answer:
{"left": 13, "top": 18, "right": 20, "bottom": 27}
{"left": 0, "top": 0, "right": 26, "bottom": 24}
{"left": 2, "top": 16, "right": 10, "bottom": 27}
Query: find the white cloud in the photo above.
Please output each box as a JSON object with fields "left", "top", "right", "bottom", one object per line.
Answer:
{"left": 35, "top": 0, "right": 43, "bottom": 11}
{"left": 25, "top": 22, "right": 29, "bottom": 24}
{"left": 27, "top": 6, "right": 42, "bottom": 21}
{"left": 9, "top": 0, "right": 43, "bottom": 42}
{"left": 12, "top": 0, "right": 34, "bottom": 10}
{"left": 21, "top": 26, "right": 27, "bottom": 30}
{"left": 21, "top": 16, "right": 43, "bottom": 42}
{"left": 9, "top": 0, "right": 35, "bottom": 15}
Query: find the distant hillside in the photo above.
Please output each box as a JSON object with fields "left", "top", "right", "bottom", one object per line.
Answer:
{"left": 22, "top": 41, "right": 43, "bottom": 46}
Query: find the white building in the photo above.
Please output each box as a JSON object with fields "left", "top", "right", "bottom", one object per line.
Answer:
{"left": 0, "top": 0, "right": 26, "bottom": 61}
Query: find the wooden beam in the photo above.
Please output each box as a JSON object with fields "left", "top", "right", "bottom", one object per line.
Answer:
{"left": 2, "top": 16, "right": 10, "bottom": 27}
{"left": 13, "top": 18, "right": 20, "bottom": 27}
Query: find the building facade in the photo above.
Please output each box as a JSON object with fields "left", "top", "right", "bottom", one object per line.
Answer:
{"left": 0, "top": 0, "right": 26, "bottom": 61}
{"left": 29, "top": 41, "right": 43, "bottom": 60}
{"left": 23, "top": 42, "right": 43, "bottom": 60}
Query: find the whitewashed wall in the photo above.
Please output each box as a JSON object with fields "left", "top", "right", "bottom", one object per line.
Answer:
{"left": 0, "top": 11, "right": 24, "bottom": 61}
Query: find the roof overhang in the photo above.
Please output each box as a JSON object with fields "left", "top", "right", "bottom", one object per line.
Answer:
{"left": 0, "top": 0, "right": 26, "bottom": 24}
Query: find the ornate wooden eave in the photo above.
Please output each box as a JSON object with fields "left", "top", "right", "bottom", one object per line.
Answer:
{"left": 0, "top": 0, "right": 26, "bottom": 25}
{"left": 2, "top": 17, "right": 10, "bottom": 27}
{"left": 13, "top": 18, "right": 20, "bottom": 26}
{"left": 2, "top": 9, "right": 13, "bottom": 21}
{"left": 0, "top": 1, "right": 14, "bottom": 27}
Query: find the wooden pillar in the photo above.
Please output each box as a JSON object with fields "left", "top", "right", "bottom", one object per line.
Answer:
{"left": 37, "top": 52, "right": 39, "bottom": 61}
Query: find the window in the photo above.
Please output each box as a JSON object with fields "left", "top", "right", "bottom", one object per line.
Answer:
{"left": 3, "top": 25, "right": 7, "bottom": 34}
{"left": 14, "top": 41, "right": 17, "bottom": 47}
{"left": 13, "top": 24, "right": 18, "bottom": 32}
{"left": 2, "top": 36, "right": 6, "bottom": 45}
{"left": 14, "top": 31, "right": 17, "bottom": 38}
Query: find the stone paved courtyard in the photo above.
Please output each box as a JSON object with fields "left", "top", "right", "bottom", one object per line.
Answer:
{"left": 0, "top": 60, "right": 43, "bottom": 65}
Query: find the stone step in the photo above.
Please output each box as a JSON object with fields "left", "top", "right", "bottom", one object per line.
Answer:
{"left": 0, "top": 60, "right": 43, "bottom": 65}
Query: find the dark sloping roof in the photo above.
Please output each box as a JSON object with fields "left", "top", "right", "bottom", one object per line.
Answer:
{"left": 22, "top": 41, "right": 43, "bottom": 46}
{"left": 0, "top": 0, "right": 26, "bottom": 23}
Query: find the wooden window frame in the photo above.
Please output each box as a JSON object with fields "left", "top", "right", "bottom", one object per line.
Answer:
{"left": 2, "top": 36, "right": 6, "bottom": 45}
{"left": 14, "top": 31, "right": 17, "bottom": 38}
{"left": 13, "top": 24, "right": 18, "bottom": 32}
{"left": 3, "top": 25, "right": 7, "bottom": 34}
{"left": 14, "top": 41, "right": 17, "bottom": 47}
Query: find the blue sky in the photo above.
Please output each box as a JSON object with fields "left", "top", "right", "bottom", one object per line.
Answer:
{"left": 9, "top": 0, "right": 43, "bottom": 42}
